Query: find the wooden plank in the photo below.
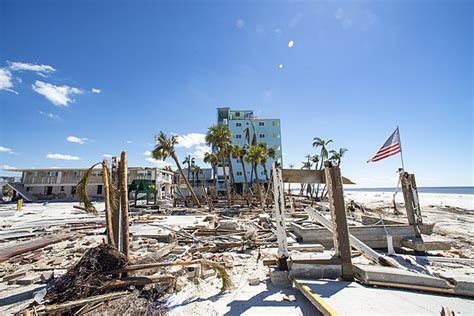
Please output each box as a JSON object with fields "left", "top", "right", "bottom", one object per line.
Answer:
{"left": 305, "top": 207, "right": 404, "bottom": 269}
{"left": 293, "top": 279, "right": 338, "bottom": 316}
{"left": 35, "top": 291, "right": 129, "bottom": 313}
{"left": 132, "top": 241, "right": 177, "bottom": 264}
{"left": 101, "top": 275, "right": 175, "bottom": 290}
{"left": 324, "top": 161, "right": 353, "bottom": 281}
{"left": 0, "top": 233, "right": 76, "bottom": 263}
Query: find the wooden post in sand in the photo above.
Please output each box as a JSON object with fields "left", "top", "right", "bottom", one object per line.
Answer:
{"left": 324, "top": 161, "right": 354, "bottom": 281}
{"left": 120, "top": 151, "right": 130, "bottom": 259}
{"left": 400, "top": 172, "right": 422, "bottom": 237}
{"left": 101, "top": 160, "right": 115, "bottom": 245}
{"left": 111, "top": 157, "right": 121, "bottom": 248}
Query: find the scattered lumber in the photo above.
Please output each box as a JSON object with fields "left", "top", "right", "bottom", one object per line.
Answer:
{"left": 0, "top": 233, "right": 77, "bottom": 263}
{"left": 304, "top": 207, "right": 404, "bottom": 269}
{"left": 101, "top": 275, "right": 175, "bottom": 290}
{"left": 33, "top": 291, "right": 130, "bottom": 314}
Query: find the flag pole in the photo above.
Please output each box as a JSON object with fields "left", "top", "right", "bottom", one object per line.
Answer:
{"left": 397, "top": 126, "right": 406, "bottom": 171}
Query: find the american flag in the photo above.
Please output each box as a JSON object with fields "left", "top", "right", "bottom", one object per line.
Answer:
{"left": 368, "top": 128, "right": 402, "bottom": 163}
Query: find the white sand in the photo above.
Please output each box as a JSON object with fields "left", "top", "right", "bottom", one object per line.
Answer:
{"left": 345, "top": 191, "right": 474, "bottom": 210}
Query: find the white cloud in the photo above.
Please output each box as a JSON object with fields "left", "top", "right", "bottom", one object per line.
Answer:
{"left": 103, "top": 154, "right": 113, "bottom": 158}
{"left": 8, "top": 61, "right": 56, "bottom": 76}
{"left": 175, "top": 133, "right": 206, "bottom": 148}
{"left": 126, "top": 140, "right": 132, "bottom": 144}
{"left": 278, "top": 64, "right": 284, "bottom": 69}
{"left": 334, "top": 8, "right": 353, "bottom": 29}
{"left": 39, "top": 110, "right": 60, "bottom": 119}
{"left": 91, "top": 88, "right": 101, "bottom": 93}
{"left": 46, "top": 153, "right": 81, "bottom": 160}
{"left": 32, "top": 81, "right": 82, "bottom": 106}
{"left": 288, "top": 40, "right": 294, "bottom": 48}
{"left": 1, "top": 164, "right": 16, "bottom": 170}
{"left": 236, "top": 19, "right": 244, "bottom": 29}
{"left": 66, "top": 136, "right": 91, "bottom": 144}
{"left": 0, "top": 68, "right": 18, "bottom": 94}
{"left": 0, "top": 146, "right": 18, "bottom": 155}
{"left": 146, "top": 157, "right": 171, "bottom": 168}
{"left": 193, "top": 145, "right": 211, "bottom": 160}
{"left": 143, "top": 150, "right": 152, "bottom": 156}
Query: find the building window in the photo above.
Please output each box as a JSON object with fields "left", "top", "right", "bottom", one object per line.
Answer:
{"left": 55, "top": 172, "right": 59, "bottom": 176}
{"left": 259, "top": 134, "right": 265, "bottom": 138}
{"left": 272, "top": 120, "right": 279, "bottom": 126}
{"left": 261, "top": 171, "right": 265, "bottom": 175}
{"left": 235, "top": 134, "right": 242, "bottom": 139}
{"left": 97, "top": 185, "right": 103, "bottom": 195}
{"left": 26, "top": 187, "right": 31, "bottom": 192}
{"left": 273, "top": 133, "right": 280, "bottom": 139}
{"left": 235, "top": 112, "right": 240, "bottom": 117}
{"left": 237, "top": 171, "right": 243, "bottom": 176}
{"left": 44, "top": 186, "right": 53, "bottom": 195}
{"left": 259, "top": 122, "right": 264, "bottom": 126}
{"left": 71, "top": 186, "right": 76, "bottom": 195}
{"left": 60, "top": 186, "right": 65, "bottom": 192}
{"left": 236, "top": 122, "right": 241, "bottom": 127}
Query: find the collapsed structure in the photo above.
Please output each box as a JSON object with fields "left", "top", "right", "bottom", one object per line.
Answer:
{"left": 4, "top": 166, "right": 174, "bottom": 202}
{"left": 0, "top": 152, "right": 472, "bottom": 315}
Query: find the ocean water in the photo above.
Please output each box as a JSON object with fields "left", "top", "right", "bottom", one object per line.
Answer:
{"left": 344, "top": 186, "right": 474, "bottom": 195}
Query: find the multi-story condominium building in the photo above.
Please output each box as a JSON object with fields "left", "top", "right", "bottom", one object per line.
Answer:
{"left": 6, "top": 167, "right": 174, "bottom": 201}
{"left": 215, "top": 107, "right": 282, "bottom": 192}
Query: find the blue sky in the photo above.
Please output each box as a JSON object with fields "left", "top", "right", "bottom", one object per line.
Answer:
{"left": 0, "top": 0, "right": 472, "bottom": 187}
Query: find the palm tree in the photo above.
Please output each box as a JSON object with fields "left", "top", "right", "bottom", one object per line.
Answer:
{"left": 153, "top": 131, "right": 201, "bottom": 207}
{"left": 206, "top": 124, "right": 233, "bottom": 207}
{"left": 312, "top": 137, "right": 333, "bottom": 169}
{"left": 299, "top": 160, "right": 312, "bottom": 196}
{"left": 329, "top": 148, "right": 348, "bottom": 166}
{"left": 224, "top": 143, "right": 237, "bottom": 192}
{"left": 194, "top": 165, "right": 202, "bottom": 187}
{"left": 245, "top": 144, "right": 266, "bottom": 206}
{"left": 190, "top": 164, "right": 198, "bottom": 187}
{"left": 312, "top": 137, "right": 333, "bottom": 198}
{"left": 182, "top": 155, "right": 194, "bottom": 183}
{"left": 204, "top": 152, "right": 219, "bottom": 192}
{"left": 232, "top": 144, "right": 250, "bottom": 193}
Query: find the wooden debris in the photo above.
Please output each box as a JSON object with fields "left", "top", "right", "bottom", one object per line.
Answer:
{"left": 0, "top": 233, "right": 77, "bottom": 263}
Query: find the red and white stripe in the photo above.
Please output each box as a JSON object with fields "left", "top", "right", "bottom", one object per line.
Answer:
{"left": 368, "top": 142, "right": 401, "bottom": 162}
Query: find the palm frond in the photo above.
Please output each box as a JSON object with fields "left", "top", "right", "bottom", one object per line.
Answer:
{"left": 77, "top": 162, "right": 101, "bottom": 214}
{"left": 199, "top": 259, "right": 232, "bottom": 291}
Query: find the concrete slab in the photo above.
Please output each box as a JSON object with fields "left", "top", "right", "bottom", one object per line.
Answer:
{"left": 353, "top": 264, "right": 474, "bottom": 297}
{"left": 294, "top": 279, "right": 474, "bottom": 316}
{"left": 401, "top": 235, "right": 451, "bottom": 251}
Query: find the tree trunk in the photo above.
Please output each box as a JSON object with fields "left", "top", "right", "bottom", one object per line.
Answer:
{"left": 212, "top": 164, "right": 217, "bottom": 196}
{"left": 240, "top": 156, "right": 249, "bottom": 193}
{"left": 227, "top": 155, "right": 237, "bottom": 192}
{"left": 253, "top": 163, "right": 263, "bottom": 207}
{"left": 172, "top": 153, "right": 201, "bottom": 207}
{"left": 120, "top": 152, "right": 130, "bottom": 259}
{"left": 101, "top": 160, "right": 114, "bottom": 246}
{"left": 262, "top": 163, "right": 269, "bottom": 183}
{"left": 221, "top": 156, "right": 232, "bottom": 207}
